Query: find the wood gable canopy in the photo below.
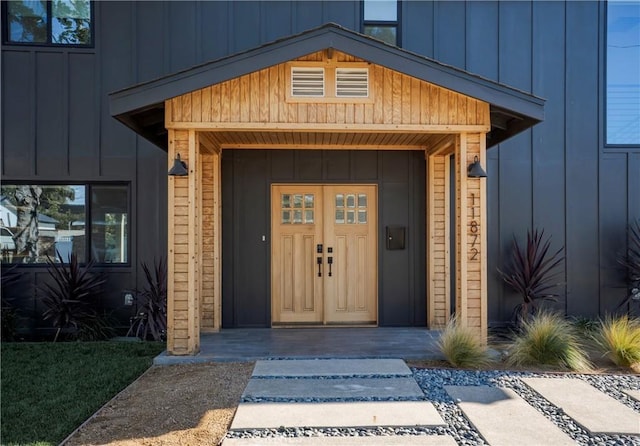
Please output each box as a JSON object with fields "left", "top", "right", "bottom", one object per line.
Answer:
{"left": 109, "top": 23, "right": 545, "bottom": 150}
{"left": 108, "top": 23, "right": 546, "bottom": 356}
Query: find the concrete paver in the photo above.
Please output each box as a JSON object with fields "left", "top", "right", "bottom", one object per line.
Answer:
{"left": 242, "top": 377, "right": 425, "bottom": 400}
{"left": 222, "top": 436, "right": 458, "bottom": 446}
{"left": 522, "top": 378, "right": 640, "bottom": 435}
{"left": 230, "top": 401, "right": 445, "bottom": 429}
{"left": 624, "top": 389, "right": 640, "bottom": 402}
{"left": 445, "top": 385, "right": 575, "bottom": 446}
{"left": 252, "top": 359, "right": 412, "bottom": 377}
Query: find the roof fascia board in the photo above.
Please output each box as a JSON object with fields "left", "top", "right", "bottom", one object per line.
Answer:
{"left": 110, "top": 26, "right": 543, "bottom": 122}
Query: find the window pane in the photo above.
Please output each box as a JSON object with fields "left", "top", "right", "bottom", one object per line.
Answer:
{"left": 335, "top": 194, "right": 344, "bottom": 208}
{"left": 607, "top": 1, "right": 640, "bottom": 144}
{"left": 347, "top": 210, "right": 355, "bottom": 224}
{"left": 0, "top": 184, "right": 86, "bottom": 264}
{"left": 364, "top": 0, "right": 397, "bottom": 21}
{"left": 358, "top": 210, "right": 367, "bottom": 224}
{"left": 304, "top": 194, "right": 314, "bottom": 208}
{"left": 293, "top": 194, "right": 303, "bottom": 208}
{"left": 363, "top": 25, "right": 397, "bottom": 46}
{"left": 7, "top": 1, "right": 47, "bottom": 43}
{"left": 305, "top": 210, "right": 314, "bottom": 224}
{"left": 51, "top": 0, "right": 91, "bottom": 44}
{"left": 293, "top": 210, "right": 302, "bottom": 224}
{"left": 282, "top": 210, "right": 291, "bottom": 224}
{"left": 358, "top": 194, "right": 367, "bottom": 208}
{"left": 282, "top": 194, "right": 291, "bottom": 208}
{"left": 346, "top": 194, "right": 356, "bottom": 208}
{"left": 91, "top": 185, "right": 128, "bottom": 263}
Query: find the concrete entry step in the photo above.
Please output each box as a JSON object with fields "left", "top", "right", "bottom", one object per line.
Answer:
{"left": 445, "top": 386, "right": 575, "bottom": 446}
{"left": 522, "top": 378, "right": 640, "bottom": 435}
{"left": 222, "top": 436, "right": 458, "bottom": 446}
{"left": 252, "top": 359, "right": 412, "bottom": 377}
{"left": 242, "top": 377, "right": 425, "bottom": 400}
{"left": 230, "top": 401, "right": 446, "bottom": 430}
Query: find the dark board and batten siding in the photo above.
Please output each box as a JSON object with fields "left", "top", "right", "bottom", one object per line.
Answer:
{"left": 221, "top": 150, "right": 426, "bottom": 328}
{"left": 2, "top": 1, "right": 639, "bottom": 330}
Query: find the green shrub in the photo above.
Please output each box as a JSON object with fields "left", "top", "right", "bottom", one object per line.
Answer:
{"left": 507, "top": 311, "right": 593, "bottom": 372}
{"left": 595, "top": 315, "right": 640, "bottom": 367}
{"left": 437, "top": 317, "right": 491, "bottom": 369}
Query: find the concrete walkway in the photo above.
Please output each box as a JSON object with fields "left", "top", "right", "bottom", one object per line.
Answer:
{"left": 223, "top": 359, "right": 640, "bottom": 445}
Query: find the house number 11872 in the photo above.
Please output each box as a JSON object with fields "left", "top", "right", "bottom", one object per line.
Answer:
{"left": 469, "top": 193, "right": 479, "bottom": 261}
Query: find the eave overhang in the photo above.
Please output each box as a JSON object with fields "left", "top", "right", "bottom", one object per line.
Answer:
{"left": 109, "top": 23, "right": 545, "bottom": 151}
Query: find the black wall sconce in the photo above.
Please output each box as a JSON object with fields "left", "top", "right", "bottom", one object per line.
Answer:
{"left": 467, "top": 156, "right": 487, "bottom": 178}
{"left": 168, "top": 153, "right": 188, "bottom": 176}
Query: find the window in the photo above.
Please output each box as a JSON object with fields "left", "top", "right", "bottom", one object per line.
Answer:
{"left": 362, "top": 0, "right": 400, "bottom": 46}
{"left": 0, "top": 184, "right": 128, "bottom": 264}
{"left": 4, "top": 0, "right": 92, "bottom": 46}
{"left": 290, "top": 67, "right": 325, "bottom": 98}
{"left": 606, "top": 1, "right": 640, "bottom": 145}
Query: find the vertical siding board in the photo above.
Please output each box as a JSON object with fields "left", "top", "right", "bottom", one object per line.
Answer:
{"left": 69, "top": 53, "right": 98, "bottom": 177}
{"left": 565, "top": 1, "right": 600, "bottom": 317}
{"left": 168, "top": 1, "right": 197, "bottom": 72}
{"left": 599, "top": 155, "right": 628, "bottom": 314}
{"left": 403, "top": 1, "right": 434, "bottom": 57}
{"left": 230, "top": 1, "right": 261, "bottom": 53}
{"left": 134, "top": 1, "right": 165, "bottom": 82}
{"left": 2, "top": 51, "right": 35, "bottom": 177}
{"left": 466, "top": 1, "right": 499, "bottom": 81}
{"left": 36, "top": 52, "right": 66, "bottom": 177}
{"left": 434, "top": 0, "right": 466, "bottom": 69}
{"left": 531, "top": 0, "right": 567, "bottom": 315}
{"left": 200, "top": 1, "right": 229, "bottom": 61}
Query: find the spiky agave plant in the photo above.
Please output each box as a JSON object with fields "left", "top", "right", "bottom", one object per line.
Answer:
{"left": 497, "top": 229, "right": 565, "bottom": 326}
{"left": 595, "top": 315, "right": 640, "bottom": 368}
{"left": 437, "top": 317, "right": 491, "bottom": 369}
{"left": 507, "top": 311, "right": 593, "bottom": 372}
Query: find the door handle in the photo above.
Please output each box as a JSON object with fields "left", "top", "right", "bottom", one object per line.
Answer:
{"left": 317, "top": 256, "right": 322, "bottom": 277}
{"left": 327, "top": 256, "right": 333, "bottom": 277}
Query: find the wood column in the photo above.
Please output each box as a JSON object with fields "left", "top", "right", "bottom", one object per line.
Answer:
{"left": 167, "top": 129, "right": 201, "bottom": 355}
{"left": 427, "top": 152, "right": 451, "bottom": 328}
{"left": 454, "top": 133, "right": 488, "bottom": 343}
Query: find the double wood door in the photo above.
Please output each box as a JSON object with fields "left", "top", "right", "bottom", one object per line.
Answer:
{"left": 271, "top": 184, "right": 378, "bottom": 325}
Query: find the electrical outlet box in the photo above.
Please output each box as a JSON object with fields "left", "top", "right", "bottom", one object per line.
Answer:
{"left": 123, "top": 292, "right": 134, "bottom": 306}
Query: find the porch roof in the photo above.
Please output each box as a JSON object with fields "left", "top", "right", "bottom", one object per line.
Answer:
{"left": 109, "top": 23, "right": 545, "bottom": 150}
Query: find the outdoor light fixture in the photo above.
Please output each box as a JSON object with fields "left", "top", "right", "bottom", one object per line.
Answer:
{"left": 467, "top": 156, "right": 487, "bottom": 178}
{"left": 168, "top": 153, "right": 188, "bottom": 176}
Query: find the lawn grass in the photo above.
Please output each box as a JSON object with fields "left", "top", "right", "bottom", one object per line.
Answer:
{"left": 1, "top": 341, "right": 164, "bottom": 446}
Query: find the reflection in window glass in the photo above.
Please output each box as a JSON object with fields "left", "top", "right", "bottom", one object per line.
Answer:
{"left": 293, "top": 210, "right": 303, "bottom": 224}
{"left": 336, "top": 209, "right": 345, "bottom": 224}
{"left": 358, "top": 210, "right": 367, "bottom": 224}
{"left": 91, "top": 185, "right": 128, "bottom": 263}
{"left": 0, "top": 184, "right": 86, "bottom": 263}
{"left": 364, "top": 0, "right": 397, "bottom": 20}
{"left": 7, "top": 0, "right": 47, "bottom": 43}
{"left": 347, "top": 210, "right": 355, "bottom": 224}
{"left": 282, "top": 194, "right": 291, "bottom": 208}
{"left": 282, "top": 210, "right": 291, "bottom": 224}
{"left": 304, "top": 194, "right": 314, "bottom": 208}
{"left": 336, "top": 194, "right": 344, "bottom": 208}
{"left": 293, "top": 194, "right": 303, "bottom": 208}
{"left": 346, "top": 194, "right": 356, "bottom": 208}
{"left": 363, "top": 25, "right": 397, "bottom": 46}
{"left": 52, "top": 0, "right": 91, "bottom": 44}
{"left": 358, "top": 194, "right": 367, "bottom": 207}
{"left": 607, "top": 1, "right": 640, "bottom": 144}
{"left": 305, "top": 210, "right": 314, "bottom": 223}
{"left": 5, "top": 0, "right": 92, "bottom": 45}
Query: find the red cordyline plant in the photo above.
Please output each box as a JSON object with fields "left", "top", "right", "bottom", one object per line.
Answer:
{"left": 40, "top": 251, "right": 106, "bottom": 342}
{"left": 497, "top": 229, "right": 565, "bottom": 326}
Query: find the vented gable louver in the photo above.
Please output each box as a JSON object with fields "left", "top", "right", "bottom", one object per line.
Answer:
{"left": 336, "top": 68, "right": 369, "bottom": 97}
{"left": 291, "top": 67, "right": 325, "bottom": 97}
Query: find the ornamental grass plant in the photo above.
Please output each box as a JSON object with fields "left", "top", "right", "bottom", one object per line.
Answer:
{"left": 595, "top": 315, "right": 640, "bottom": 368}
{"left": 437, "top": 317, "right": 492, "bottom": 369}
{"left": 507, "top": 311, "right": 593, "bottom": 372}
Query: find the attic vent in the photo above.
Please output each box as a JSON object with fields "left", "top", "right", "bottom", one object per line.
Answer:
{"left": 336, "top": 68, "right": 369, "bottom": 97}
{"left": 291, "top": 67, "right": 325, "bottom": 97}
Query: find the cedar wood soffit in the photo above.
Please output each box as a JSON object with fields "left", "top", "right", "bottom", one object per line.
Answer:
{"left": 108, "top": 23, "right": 545, "bottom": 150}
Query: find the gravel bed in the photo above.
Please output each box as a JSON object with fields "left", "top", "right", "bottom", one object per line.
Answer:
{"left": 228, "top": 368, "right": 640, "bottom": 445}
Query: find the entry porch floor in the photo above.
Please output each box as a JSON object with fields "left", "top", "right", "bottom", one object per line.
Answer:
{"left": 154, "top": 327, "right": 444, "bottom": 365}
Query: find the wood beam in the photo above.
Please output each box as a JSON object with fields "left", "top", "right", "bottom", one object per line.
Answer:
{"left": 166, "top": 122, "right": 491, "bottom": 133}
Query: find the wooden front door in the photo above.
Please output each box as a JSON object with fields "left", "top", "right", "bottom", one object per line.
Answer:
{"left": 271, "top": 184, "right": 378, "bottom": 325}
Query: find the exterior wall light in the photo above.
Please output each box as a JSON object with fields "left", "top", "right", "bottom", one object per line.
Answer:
{"left": 467, "top": 156, "right": 487, "bottom": 178}
{"left": 168, "top": 153, "right": 188, "bottom": 176}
